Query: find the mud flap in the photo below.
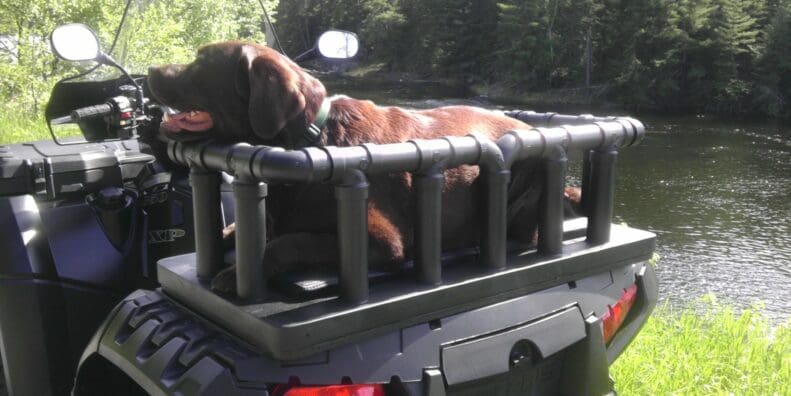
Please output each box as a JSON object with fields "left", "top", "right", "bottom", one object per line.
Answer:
{"left": 559, "top": 315, "right": 612, "bottom": 395}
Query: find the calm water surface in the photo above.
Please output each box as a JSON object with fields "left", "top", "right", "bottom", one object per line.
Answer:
{"left": 614, "top": 115, "right": 790, "bottom": 322}
{"left": 326, "top": 79, "right": 791, "bottom": 322}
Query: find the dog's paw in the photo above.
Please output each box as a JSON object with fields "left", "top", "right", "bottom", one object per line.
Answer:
{"left": 221, "top": 223, "right": 236, "bottom": 249}
{"left": 210, "top": 265, "right": 237, "bottom": 295}
{"left": 222, "top": 223, "right": 236, "bottom": 239}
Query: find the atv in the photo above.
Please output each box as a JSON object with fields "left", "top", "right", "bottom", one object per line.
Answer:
{"left": 0, "top": 4, "right": 657, "bottom": 395}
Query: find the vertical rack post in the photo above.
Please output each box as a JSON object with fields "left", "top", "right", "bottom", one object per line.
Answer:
{"left": 586, "top": 146, "right": 617, "bottom": 245}
{"left": 580, "top": 149, "right": 592, "bottom": 216}
{"left": 233, "top": 178, "right": 268, "bottom": 301}
{"left": 190, "top": 168, "right": 225, "bottom": 279}
{"left": 414, "top": 169, "right": 443, "bottom": 285}
{"left": 538, "top": 148, "right": 568, "bottom": 256}
{"left": 335, "top": 172, "right": 370, "bottom": 303}
{"left": 480, "top": 169, "right": 509, "bottom": 270}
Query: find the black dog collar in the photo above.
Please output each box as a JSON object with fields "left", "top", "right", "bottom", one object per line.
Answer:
{"left": 300, "top": 99, "right": 331, "bottom": 146}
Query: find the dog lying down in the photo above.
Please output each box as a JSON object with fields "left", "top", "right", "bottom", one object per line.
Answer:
{"left": 148, "top": 41, "right": 581, "bottom": 295}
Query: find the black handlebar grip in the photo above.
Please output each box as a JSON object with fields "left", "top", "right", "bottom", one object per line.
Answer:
{"left": 70, "top": 103, "right": 113, "bottom": 121}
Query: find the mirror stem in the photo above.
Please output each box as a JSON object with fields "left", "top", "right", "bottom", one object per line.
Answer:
{"left": 97, "top": 52, "right": 146, "bottom": 115}
{"left": 292, "top": 45, "right": 317, "bottom": 62}
{"left": 98, "top": 53, "right": 139, "bottom": 89}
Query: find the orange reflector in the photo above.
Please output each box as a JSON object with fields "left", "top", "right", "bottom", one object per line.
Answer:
{"left": 601, "top": 283, "right": 638, "bottom": 344}
{"left": 283, "top": 384, "right": 386, "bottom": 396}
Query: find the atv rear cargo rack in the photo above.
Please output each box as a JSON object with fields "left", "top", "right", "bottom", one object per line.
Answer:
{"left": 160, "top": 111, "right": 654, "bottom": 360}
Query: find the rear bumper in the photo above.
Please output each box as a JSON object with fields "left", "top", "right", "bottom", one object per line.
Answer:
{"left": 73, "top": 260, "right": 657, "bottom": 396}
{"left": 438, "top": 261, "right": 658, "bottom": 396}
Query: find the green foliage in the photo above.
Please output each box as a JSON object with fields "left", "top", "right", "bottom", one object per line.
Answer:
{"left": 494, "top": 1, "right": 554, "bottom": 86}
{"left": 358, "top": 0, "right": 407, "bottom": 66}
{"left": 494, "top": 0, "right": 599, "bottom": 89}
{"left": 0, "top": 0, "right": 118, "bottom": 115}
{"left": 611, "top": 298, "right": 790, "bottom": 395}
{"left": 0, "top": 113, "right": 52, "bottom": 144}
{"left": 273, "top": 0, "right": 791, "bottom": 117}
{"left": 0, "top": 0, "right": 275, "bottom": 121}
{"left": 274, "top": 0, "right": 374, "bottom": 55}
{"left": 755, "top": 0, "right": 791, "bottom": 117}
{"left": 111, "top": 0, "right": 269, "bottom": 73}
{"left": 2, "top": 0, "right": 790, "bottom": 119}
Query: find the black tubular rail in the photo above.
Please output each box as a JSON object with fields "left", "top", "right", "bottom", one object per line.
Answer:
{"left": 167, "top": 111, "right": 645, "bottom": 303}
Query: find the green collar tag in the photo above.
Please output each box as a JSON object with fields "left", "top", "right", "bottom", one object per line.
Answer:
{"left": 303, "top": 99, "right": 331, "bottom": 144}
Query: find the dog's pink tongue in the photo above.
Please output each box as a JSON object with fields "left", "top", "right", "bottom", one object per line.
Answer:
{"left": 161, "top": 111, "right": 214, "bottom": 132}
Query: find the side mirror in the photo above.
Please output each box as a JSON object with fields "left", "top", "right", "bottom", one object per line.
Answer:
{"left": 317, "top": 30, "right": 359, "bottom": 59}
{"left": 50, "top": 23, "right": 101, "bottom": 62}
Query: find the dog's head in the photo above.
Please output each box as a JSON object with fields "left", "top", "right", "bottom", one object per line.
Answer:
{"left": 148, "top": 41, "right": 326, "bottom": 144}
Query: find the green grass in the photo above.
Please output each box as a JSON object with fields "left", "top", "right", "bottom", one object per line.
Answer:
{"left": 0, "top": 114, "right": 49, "bottom": 144}
{"left": 0, "top": 113, "right": 83, "bottom": 145}
{"left": 0, "top": 113, "right": 52, "bottom": 144}
{"left": 612, "top": 297, "right": 791, "bottom": 395}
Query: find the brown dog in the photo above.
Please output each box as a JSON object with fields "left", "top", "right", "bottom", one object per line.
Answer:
{"left": 148, "top": 42, "right": 565, "bottom": 294}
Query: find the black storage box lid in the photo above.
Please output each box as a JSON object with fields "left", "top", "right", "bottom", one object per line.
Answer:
{"left": 0, "top": 139, "right": 152, "bottom": 199}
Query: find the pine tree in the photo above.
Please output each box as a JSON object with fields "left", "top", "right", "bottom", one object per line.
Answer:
{"left": 756, "top": 0, "right": 791, "bottom": 116}
{"left": 494, "top": 0, "right": 553, "bottom": 87}
{"left": 707, "top": 0, "right": 761, "bottom": 111}
{"left": 592, "top": 0, "right": 679, "bottom": 108}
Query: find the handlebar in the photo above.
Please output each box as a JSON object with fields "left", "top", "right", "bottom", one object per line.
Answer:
{"left": 70, "top": 103, "right": 114, "bottom": 121}
{"left": 48, "top": 88, "right": 148, "bottom": 142}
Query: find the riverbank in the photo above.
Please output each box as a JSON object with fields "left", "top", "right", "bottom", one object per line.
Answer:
{"left": 317, "top": 68, "right": 625, "bottom": 112}
{"left": 327, "top": 67, "right": 791, "bottom": 122}
{"left": 612, "top": 298, "right": 790, "bottom": 395}
{"left": 470, "top": 82, "right": 615, "bottom": 108}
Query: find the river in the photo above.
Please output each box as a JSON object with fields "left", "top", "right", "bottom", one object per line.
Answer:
{"left": 325, "top": 78, "right": 791, "bottom": 323}
{"left": 614, "top": 114, "right": 790, "bottom": 323}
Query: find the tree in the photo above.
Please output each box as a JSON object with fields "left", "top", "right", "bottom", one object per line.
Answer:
{"left": 358, "top": 0, "right": 407, "bottom": 67}
{"left": 707, "top": 0, "right": 761, "bottom": 112}
{"left": 756, "top": 0, "right": 791, "bottom": 116}
{"left": 494, "top": 0, "right": 554, "bottom": 87}
{"left": 0, "top": 0, "right": 117, "bottom": 114}
{"left": 0, "top": 0, "right": 276, "bottom": 118}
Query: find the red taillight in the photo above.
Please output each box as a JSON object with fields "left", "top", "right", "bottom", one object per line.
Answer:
{"left": 601, "top": 283, "right": 638, "bottom": 344}
{"left": 277, "top": 384, "right": 386, "bottom": 396}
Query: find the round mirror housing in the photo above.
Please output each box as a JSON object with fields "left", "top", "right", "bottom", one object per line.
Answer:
{"left": 317, "top": 30, "right": 359, "bottom": 59}
{"left": 50, "top": 23, "right": 101, "bottom": 62}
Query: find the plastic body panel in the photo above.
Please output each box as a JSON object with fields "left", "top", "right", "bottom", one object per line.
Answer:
{"left": 76, "top": 258, "right": 657, "bottom": 395}
{"left": 0, "top": 195, "right": 125, "bottom": 394}
{"left": 440, "top": 306, "right": 585, "bottom": 385}
{"left": 0, "top": 140, "right": 195, "bottom": 395}
{"left": 0, "top": 191, "right": 197, "bottom": 395}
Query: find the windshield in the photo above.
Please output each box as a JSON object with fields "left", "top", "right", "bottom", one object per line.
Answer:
{"left": 108, "top": 0, "right": 275, "bottom": 74}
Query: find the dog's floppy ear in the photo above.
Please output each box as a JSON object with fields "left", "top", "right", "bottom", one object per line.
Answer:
{"left": 236, "top": 45, "right": 324, "bottom": 140}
